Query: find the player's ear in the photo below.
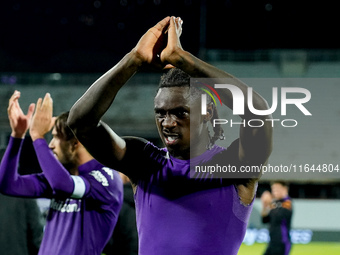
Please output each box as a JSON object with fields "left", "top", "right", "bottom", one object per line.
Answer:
{"left": 71, "top": 138, "right": 80, "bottom": 151}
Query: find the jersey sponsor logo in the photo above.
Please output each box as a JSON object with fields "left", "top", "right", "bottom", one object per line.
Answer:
{"left": 89, "top": 170, "right": 109, "bottom": 186}
{"left": 50, "top": 198, "right": 81, "bottom": 213}
{"left": 102, "top": 167, "right": 114, "bottom": 180}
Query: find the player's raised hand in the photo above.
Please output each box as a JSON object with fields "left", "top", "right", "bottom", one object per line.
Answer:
{"left": 160, "top": 16, "right": 184, "bottom": 68}
{"left": 29, "top": 93, "right": 54, "bottom": 141}
{"left": 132, "top": 16, "right": 171, "bottom": 68}
{"left": 8, "top": 90, "right": 35, "bottom": 139}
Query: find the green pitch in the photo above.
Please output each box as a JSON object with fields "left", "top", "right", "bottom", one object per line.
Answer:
{"left": 238, "top": 242, "right": 340, "bottom": 255}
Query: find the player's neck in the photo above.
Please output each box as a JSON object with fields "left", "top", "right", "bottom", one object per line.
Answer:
{"left": 76, "top": 147, "right": 94, "bottom": 166}
{"left": 169, "top": 142, "right": 210, "bottom": 160}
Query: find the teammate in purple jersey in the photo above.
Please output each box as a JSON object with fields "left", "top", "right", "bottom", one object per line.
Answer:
{"left": 0, "top": 91, "right": 123, "bottom": 255}
{"left": 68, "top": 16, "right": 273, "bottom": 255}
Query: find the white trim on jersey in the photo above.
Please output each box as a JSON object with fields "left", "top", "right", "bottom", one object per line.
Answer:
{"left": 70, "top": 176, "right": 86, "bottom": 199}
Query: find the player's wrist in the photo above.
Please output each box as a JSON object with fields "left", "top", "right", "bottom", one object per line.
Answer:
{"left": 11, "top": 131, "right": 26, "bottom": 139}
{"left": 129, "top": 48, "right": 146, "bottom": 69}
{"left": 162, "top": 48, "right": 187, "bottom": 68}
{"left": 29, "top": 131, "right": 44, "bottom": 142}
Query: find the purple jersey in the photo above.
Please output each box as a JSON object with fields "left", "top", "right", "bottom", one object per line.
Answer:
{"left": 0, "top": 137, "right": 123, "bottom": 255}
{"left": 133, "top": 141, "right": 254, "bottom": 255}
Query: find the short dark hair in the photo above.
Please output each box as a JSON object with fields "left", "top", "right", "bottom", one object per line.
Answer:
{"left": 158, "top": 68, "right": 202, "bottom": 101}
{"left": 55, "top": 111, "right": 76, "bottom": 141}
{"left": 158, "top": 68, "right": 190, "bottom": 89}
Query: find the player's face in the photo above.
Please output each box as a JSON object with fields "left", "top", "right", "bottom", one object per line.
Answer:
{"left": 154, "top": 86, "right": 206, "bottom": 159}
{"left": 49, "top": 127, "right": 77, "bottom": 171}
{"left": 271, "top": 183, "right": 288, "bottom": 200}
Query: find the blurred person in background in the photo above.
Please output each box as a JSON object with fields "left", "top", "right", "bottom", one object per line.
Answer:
{"left": 261, "top": 181, "right": 293, "bottom": 255}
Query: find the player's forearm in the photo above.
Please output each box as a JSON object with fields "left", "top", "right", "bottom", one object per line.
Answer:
{"left": 68, "top": 51, "right": 141, "bottom": 134}
{"left": 0, "top": 137, "right": 22, "bottom": 194}
{"left": 0, "top": 137, "right": 38, "bottom": 196}
{"left": 33, "top": 138, "right": 75, "bottom": 195}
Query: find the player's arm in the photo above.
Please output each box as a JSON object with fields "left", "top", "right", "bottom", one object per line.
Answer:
{"left": 67, "top": 17, "right": 172, "bottom": 170}
{"left": 33, "top": 138, "right": 90, "bottom": 198}
{"left": 0, "top": 137, "right": 50, "bottom": 197}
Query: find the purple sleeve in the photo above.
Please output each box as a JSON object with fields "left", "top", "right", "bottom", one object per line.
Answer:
{"left": 33, "top": 138, "right": 89, "bottom": 196}
{"left": 0, "top": 137, "right": 49, "bottom": 197}
{"left": 86, "top": 168, "right": 123, "bottom": 206}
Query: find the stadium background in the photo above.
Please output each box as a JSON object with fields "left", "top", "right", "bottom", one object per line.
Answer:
{"left": 0, "top": 1, "right": 339, "bottom": 254}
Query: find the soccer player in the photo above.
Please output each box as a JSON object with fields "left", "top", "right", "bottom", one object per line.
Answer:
{"left": 261, "top": 181, "right": 293, "bottom": 255}
{"left": 68, "top": 16, "right": 273, "bottom": 255}
{"left": 0, "top": 91, "right": 123, "bottom": 255}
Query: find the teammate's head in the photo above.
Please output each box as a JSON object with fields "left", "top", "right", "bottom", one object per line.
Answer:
{"left": 49, "top": 112, "right": 79, "bottom": 173}
{"left": 270, "top": 181, "right": 289, "bottom": 200}
{"left": 155, "top": 68, "right": 224, "bottom": 158}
